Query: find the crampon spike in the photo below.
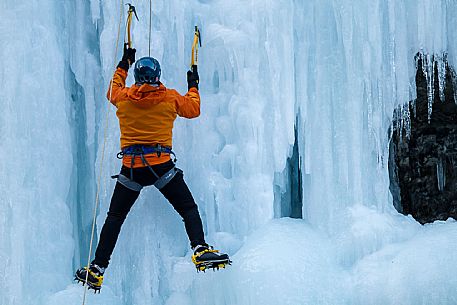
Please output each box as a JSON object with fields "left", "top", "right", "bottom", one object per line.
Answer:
{"left": 194, "top": 259, "right": 232, "bottom": 272}
{"left": 75, "top": 277, "right": 101, "bottom": 293}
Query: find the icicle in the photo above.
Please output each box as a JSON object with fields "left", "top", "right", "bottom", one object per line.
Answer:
{"left": 402, "top": 103, "right": 411, "bottom": 138}
{"left": 366, "top": 82, "right": 373, "bottom": 139}
{"left": 437, "top": 54, "right": 446, "bottom": 103}
{"left": 398, "top": 105, "right": 404, "bottom": 142}
{"left": 409, "top": 59, "right": 417, "bottom": 106}
{"left": 394, "top": 105, "right": 401, "bottom": 140}
{"left": 396, "top": 102, "right": 411, "bottom": 142}
{"left": 454, "top": 74, "right": 457, "bottom": 105}
{"left": 422, "top": 53, "right": 434, "bottom": 122}
{"left": 436, "top": 157, "right": 445, "bottom": 191}
{"left": 413, "top": 55, "right": 420, "bottom": 120}
{"left": 412, "top": 98, "right": 417, "bottom": 119}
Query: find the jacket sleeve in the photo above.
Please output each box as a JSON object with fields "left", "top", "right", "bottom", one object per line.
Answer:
{"left": 176, "top": 88, "right": 201, "bottom": 118}
{"left": 106, "top": 68, "right": 128, "bottom": 107}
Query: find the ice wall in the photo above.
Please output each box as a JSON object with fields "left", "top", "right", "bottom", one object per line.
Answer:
{"left": 295, "top": 0, "right": 457, "bottom": 232}
{"left": 93, "top": 1, "right": 296, "bottom": 304}
{"left": 93, "top": 1, "right": 457, "bottom": 304}
{"left": 0, "top": 1, "right": 105, "bottom": 304}
{"left": 1, "top": 0, "right": 457, "bottom": 304}
{"left": 0, "top": 2, "right": 74, "bottom": 304}
{"left": 55, "top": 0, "right": 106, "bottom": 270}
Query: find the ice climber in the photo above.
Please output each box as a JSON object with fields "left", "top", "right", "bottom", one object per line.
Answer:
{"left": 75, "top": 44, "right": 230, "bottom": 291}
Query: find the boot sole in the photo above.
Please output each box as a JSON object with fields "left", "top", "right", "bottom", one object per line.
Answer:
{"left": 74, "top": 274, "right": 102, "bottom": 293}
{"left": 194, "top": 259, "right": 232, "bottom": 272}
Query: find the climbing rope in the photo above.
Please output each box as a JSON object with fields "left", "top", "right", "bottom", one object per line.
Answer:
{"left": 81, "top": 1, "right": 125, "bottom": 304}
{"left": 149, "top": 0, "right": 152, "bottom": 57}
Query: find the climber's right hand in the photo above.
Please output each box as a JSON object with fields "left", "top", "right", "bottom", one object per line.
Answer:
{"left": 117, "top": 43, "right": 136, "bottom": 71}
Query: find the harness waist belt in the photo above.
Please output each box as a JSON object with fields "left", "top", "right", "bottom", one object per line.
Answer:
{"left": 121, "top": 144, "right": 173, "bottom": 156}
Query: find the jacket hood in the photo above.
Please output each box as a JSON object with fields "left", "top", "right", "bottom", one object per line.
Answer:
{"left": 125, "top": 83, "right": 167, "bottom": 107}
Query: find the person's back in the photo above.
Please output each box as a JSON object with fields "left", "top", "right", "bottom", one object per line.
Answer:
{"left": 109, "top": 66, "right": 200, "bottom": 148}
{"left": 107, "top": 58, "right": 200, "bottom": 167}
{"left": 75, "top": 46, "right": 230, "bottom": 292}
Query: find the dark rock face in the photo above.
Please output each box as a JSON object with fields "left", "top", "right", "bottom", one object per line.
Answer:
{"left": 389, "top": 54, "right": 457, "bottom": 224}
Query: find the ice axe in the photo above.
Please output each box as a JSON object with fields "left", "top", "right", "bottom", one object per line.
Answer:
{"left": 190, "top": 26, "right": 202, "bottom": 71}
{"left": 126, "top": 3, "right": 139, "bottom": 49}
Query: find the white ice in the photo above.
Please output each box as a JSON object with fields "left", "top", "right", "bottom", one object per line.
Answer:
{"left": 1, "top": 0, "right": 457, "bottom": 304}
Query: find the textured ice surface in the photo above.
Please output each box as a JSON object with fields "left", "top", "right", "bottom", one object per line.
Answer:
{"left": 46, "top": 285, "right": 121, "bottom": 305}
{"left": 351, "top": 219, "right": 457, "bottom": 305}
{"left": 0, "top": 2, "right": 74, "bottom": 305}
{"left": 1, "top": 0, "right": 457, "bottom": 304}
{"left": 190, "top": 216, "right": 457, "bottom": 305}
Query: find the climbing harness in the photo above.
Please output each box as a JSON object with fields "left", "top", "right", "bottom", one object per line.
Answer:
{"left": 81, "top": 1, "right": 125, "bottom": 304}
{"left": 119, "top": 144, "right": 176, "bottom": 158}
{"left": 113, "top": 145, "right": 181, "bottom": 191}
{"left": 114, "top": 174, "right": 143, "bottom": 192}
{"left": 190, "top": 26, "right": 202, "bottom": 68}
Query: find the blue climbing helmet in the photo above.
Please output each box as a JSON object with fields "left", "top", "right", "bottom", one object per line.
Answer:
{"left": 134, "top": 57, "right": 161, "bottom": 85}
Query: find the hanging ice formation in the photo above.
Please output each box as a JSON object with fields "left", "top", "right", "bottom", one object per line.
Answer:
{"left": 1, "top": 1, "right": 457, "bottom": 305}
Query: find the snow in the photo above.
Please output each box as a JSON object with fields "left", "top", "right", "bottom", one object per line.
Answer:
{"left": 190, "top": 216, "right": 457, "bottom": 305}
{"left": 0, "top": 0, "right": 457, "bottom": 304}
{"left": 351, "top": 218, "right": 457, "bottom": 305}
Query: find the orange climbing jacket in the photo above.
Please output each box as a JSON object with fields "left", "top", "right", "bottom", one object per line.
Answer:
{"left": 107, "top": 67, "right": 200, "bottom": 168}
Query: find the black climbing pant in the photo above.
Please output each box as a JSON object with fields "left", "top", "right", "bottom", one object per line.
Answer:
{"left": 93, "top": 160, "right": 206, "bottom": 268}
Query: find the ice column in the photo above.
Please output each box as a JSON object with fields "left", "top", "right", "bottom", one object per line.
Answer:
{"left": 295, "top": 0, "right": 457, "bottom": 232}
{"left": 0, "top": 2, "right": 73, "bottom": 304}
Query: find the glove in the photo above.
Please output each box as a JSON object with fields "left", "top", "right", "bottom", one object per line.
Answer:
{"left": 187, "top": 65, "right": 199, "bottom": 90}
{"left": 117, "top": 43, "right": 136, "bottom": 71}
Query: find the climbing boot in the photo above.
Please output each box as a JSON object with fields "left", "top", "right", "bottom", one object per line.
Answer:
{"left": 191, "top": 245, "right": 231, "bottom": 272}
{"left": 75, "top": 263, "right": 105, "bottom": 292}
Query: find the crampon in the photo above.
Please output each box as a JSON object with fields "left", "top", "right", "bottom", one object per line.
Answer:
{"left": 194, "top": 259, "right": 232, "bottom": 272}
{"left": 74, "top": 265, "right": 104, "bottom": 293}
{"left": 192, "top": 246, "right": 232, "bottom": 272}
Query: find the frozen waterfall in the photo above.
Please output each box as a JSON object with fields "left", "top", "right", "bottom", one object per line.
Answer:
{"left": 1, "top": 0, "right": 457, "bottom": 304}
